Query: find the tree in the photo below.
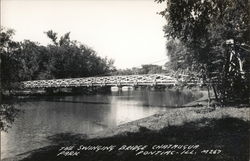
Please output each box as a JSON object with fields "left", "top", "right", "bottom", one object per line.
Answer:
{"left": 165, "top": 39, "right": 190, "bottom": 71}
{"left": 0, "top": 27, "right": 21, "bottom": 131}
{"left": 43, "top": 30, "right": 116, "bottom": 78}
{"left": 0, "top": 27, "right": 21, "bottom": 91}
{"left": 141, "top": 64, "right": 163, "bottom": 74}
{"left": 156, "top": 0, "right": 249, "bottom": 105}
{"left": 18, "top": 40, "right": 44, "bottom": 80}
{"left": 44, "top": 30, "right": 115, "bottom": 78}
{"left": 1, "top": 28, "right": 115, "bottom": 83}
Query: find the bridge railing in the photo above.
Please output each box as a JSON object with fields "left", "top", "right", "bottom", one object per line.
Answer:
{"left": 20, "top": 74, "right": 178, "bottom": 89}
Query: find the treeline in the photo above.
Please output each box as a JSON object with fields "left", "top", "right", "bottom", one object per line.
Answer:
{"left": 112, "top": 64, "right": 165, "bottom": 75}
{"left": 156, "top": 0, "right": 249, "bottom": 105}
{"left": 0, "top": 28, "right": 115, "bottom": 90}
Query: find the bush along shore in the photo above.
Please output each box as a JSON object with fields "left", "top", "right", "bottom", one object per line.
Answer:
{"left": 3, "top": 91, "right": 250, "bottom": 161}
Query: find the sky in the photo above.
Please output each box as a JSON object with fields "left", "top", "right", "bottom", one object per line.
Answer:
{"left": 1, "top": 0, "right": 168, "bottom": 69}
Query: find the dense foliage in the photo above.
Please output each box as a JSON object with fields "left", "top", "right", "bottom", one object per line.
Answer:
{"left": 112, "top": 64, "right": 165, "bottom": 75}
{"left": 157, "top": 0, "right": 250, "bottom": 105}
{"left": 0, "top": 104, "right": 20, "bottom": 131}
{"left": 1, "top": 28, "right": 115, "bottom": 91}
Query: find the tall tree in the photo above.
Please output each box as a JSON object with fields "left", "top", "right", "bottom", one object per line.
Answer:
{"left": 156, "top": 0, "right": 249, "bottom": 104}
{"left": 44, "top": 30, "right": 115, "bottom": 78}
{"left": 0, "top": 27, "right": 21, "bottom": 91}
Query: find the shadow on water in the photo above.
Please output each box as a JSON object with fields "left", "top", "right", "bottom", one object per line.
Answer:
{"left": 19, "top": 117, "right": 249, "bottom": 161}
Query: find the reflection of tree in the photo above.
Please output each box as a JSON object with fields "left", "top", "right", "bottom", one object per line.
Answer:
{"left": 0, "top": 104, "right": 20, "bottom": 132}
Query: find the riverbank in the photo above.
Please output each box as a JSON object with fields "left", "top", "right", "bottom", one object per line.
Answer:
{"left": 2, "top": 90, "right": 250, "bottom": 161}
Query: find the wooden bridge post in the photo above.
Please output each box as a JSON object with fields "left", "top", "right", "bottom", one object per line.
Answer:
{"left": 45, "top": 88, "right": 55, "bottom": 95}
{"left": 133, "top": 81, "right": 138, "bottom": 89}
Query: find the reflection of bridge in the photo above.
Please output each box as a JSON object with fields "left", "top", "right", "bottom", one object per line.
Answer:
{"left": 21, "top": 74, "right": 178, "bottom": 89}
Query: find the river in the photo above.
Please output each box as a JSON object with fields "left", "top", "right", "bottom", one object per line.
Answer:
{"left": 1, "top": 89, "right": 201, "bottom": 159}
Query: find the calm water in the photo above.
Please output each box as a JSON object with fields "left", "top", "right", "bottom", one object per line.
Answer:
{"left": 1, "top": 89, "right": 201, "bottom": 159}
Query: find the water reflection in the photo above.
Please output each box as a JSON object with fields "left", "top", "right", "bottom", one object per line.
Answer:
{"left": 1, "top": 89, "right": 201, "bottom": 159}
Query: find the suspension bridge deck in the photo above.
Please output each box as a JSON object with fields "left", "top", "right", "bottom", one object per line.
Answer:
{"left": 21, "top": 74, "right": 178, "bottom": 89}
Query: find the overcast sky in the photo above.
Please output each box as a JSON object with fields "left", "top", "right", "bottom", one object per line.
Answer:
{"left": 1, "top": 0, "right": 168, "bottom": 69}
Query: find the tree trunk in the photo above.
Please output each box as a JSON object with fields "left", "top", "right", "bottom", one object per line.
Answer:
{"left": 212, "top": 85, "right": 218, "bottom": 102}
{"left": 207, "top": 84, "right": 211, "bottom": 107}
